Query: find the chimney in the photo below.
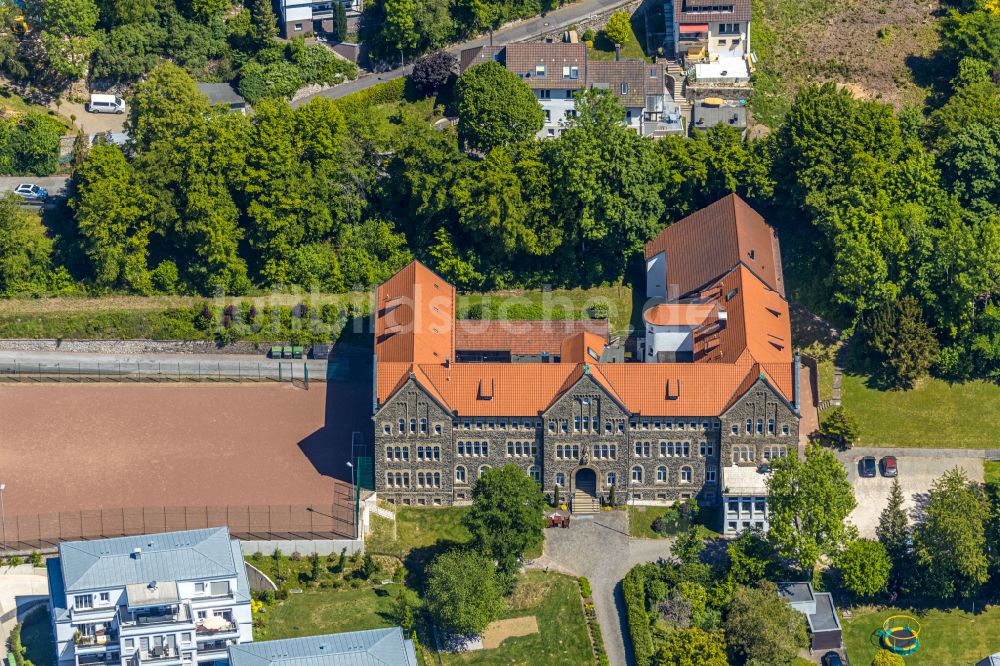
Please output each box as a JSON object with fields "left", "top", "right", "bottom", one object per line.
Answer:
{"left": 132, "top": 547, "right": 141, "bottom": 560}
{"left": 444, "top": 356, "right": 450, "bottom": 368}
{"left": 615, "top": 44, "right": 621, "bottom": 61}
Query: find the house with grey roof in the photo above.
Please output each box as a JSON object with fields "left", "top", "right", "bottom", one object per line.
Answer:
{"left": 778, "top": 582, "right": 843, "bottom": 651}
{"left": 459, "top": 43, "right": 684, "bottom": 139}
{"left": 227, "top": 629, "right": 418, "bottom": 666}
{"left": 48, "top": 527, "right": 253, "bottom": 666}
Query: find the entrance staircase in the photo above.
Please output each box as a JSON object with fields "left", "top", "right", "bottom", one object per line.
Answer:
{"left": 665, "top": 59, "right": 692, "bottom": 132}
{"left": 572, "top": 491, "right": 600, "bottom": 514}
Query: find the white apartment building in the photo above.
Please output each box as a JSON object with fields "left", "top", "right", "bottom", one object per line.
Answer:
{"left": 48, "top": 527, "right": 253, "bottom": 666}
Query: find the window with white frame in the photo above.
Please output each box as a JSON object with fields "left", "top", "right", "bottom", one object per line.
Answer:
{"left": 680, "top": 466, "right": 692, "bottom": 483}
{"left": 706, "top": 468, "right": 717, "bottom": 482}
{"left": 456, "top": 466, "right": 466, "bottom": 483}
{"left": 656, "top": 466, "right": 667, "bottom": 482}
{"left": 529, "top": 466, "right": 540, "bottom": 483}
{"left": 632, "top": 466, "right": 643, "bottom": 483}
{"left": 607, "top": 472, "right": 617, "bottom": 486}
{"left": 555, "top": 472, "right": 566, "bottom": 487}
{"left": 535, "top": 64, "right": 546, "bottom": 76}
{"left": 75, "top": 594, "right": 93, "bottom": 609}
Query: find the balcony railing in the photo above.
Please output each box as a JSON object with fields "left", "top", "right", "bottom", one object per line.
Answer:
{"left": 194, "top": 621, "right": 236, "bottom": 636}
{"left": 139, "top": 647, "right": 181, "bottom": 663}
{"left": 119, "top": 604, "right": 191, "bottom": 629}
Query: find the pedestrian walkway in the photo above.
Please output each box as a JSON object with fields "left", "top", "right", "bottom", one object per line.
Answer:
{"left": 528, "top": 512, "right": 672, "bottom": 666}
{"left": 0, "top": 566, "right": 49, "bottom": 658}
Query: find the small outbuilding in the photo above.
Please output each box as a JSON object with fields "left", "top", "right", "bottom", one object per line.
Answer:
{"left": 196, "top": 83, "right": 248, "bottom": 114}
{"left": 778, "top": 582, "right": 844, "bottom": 651}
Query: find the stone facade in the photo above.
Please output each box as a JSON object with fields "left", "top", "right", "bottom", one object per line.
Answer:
{"left": 720, "top": 377, "right": 799, "bottom": 471}
{"left": 373, "top": 371, "right": 733, "bottom": 508}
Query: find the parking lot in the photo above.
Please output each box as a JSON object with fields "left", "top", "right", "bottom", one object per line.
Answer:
{"left": 839, "top": 447, "right": 985, "bottom": 538}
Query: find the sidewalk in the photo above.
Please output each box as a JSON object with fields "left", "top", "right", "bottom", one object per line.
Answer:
{"left": 0, "top": 565, "right": 49, "bottom": 658}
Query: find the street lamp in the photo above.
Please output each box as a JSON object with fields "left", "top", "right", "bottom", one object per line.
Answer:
{"left": 0, "top": 483, "right": 7, "bottom": 554}
{"left": 346, "top": 463, "right": 358, "bottom": 540}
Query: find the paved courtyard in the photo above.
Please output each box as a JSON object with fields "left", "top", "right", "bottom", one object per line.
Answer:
{"left": 529, "top": 512, "right": 672, "bottom": 666}
{"left": 839, "top": 447, "right": 984, "bottom": 538}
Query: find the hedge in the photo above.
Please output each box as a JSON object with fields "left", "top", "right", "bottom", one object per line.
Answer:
{"left": 623, "top": 566, "right": 654, "bottom": 666}
{"left": 335, "top": 78, "right": 407, "bottom": 115}
{"left": 579, "top": 576, "right": 592, "bottom": 598}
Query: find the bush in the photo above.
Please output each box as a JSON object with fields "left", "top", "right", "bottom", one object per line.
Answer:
{"left": 579, "top": 576, "right": 592, "bottom": 598}
{"left": 335, "top": 78, "right": 406, "bottom": 117}
{"left": 7, "top": 555, "right": 24, "bottom": 566}
{"left": 623, "top": 567, "right": 654, "bottom": 666}
{"left": 274, "top": 588, "right": 289, "bottom": 600}
{"left": 582, "top": 28, "right": 595, "bottom": 42}
{"left": 872, "top": 650, "right": 905, "bottom": 666}
{"left": 28, "top": 552, "right": 42, "bottom": 567}
{"left": 603, "top": 10, "right": 632, "bottom": 46}
{"left": 411, "top": 51, "right": 457, "bottom": 95}
{"left": 237, "top": 60, "right": 303, "bottom": 103}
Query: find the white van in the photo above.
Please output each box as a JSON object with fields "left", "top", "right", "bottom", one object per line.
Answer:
{"left": 87, "top": 93, "right": 125, "bottom": 114}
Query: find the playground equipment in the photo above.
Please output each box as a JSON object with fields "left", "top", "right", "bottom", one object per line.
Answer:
{"left": 877, "top": 615, "right": 921, "bottom": 655}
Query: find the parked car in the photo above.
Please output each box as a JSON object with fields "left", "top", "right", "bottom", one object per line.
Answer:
{"left": 860, "top": 456, "right": 877, "bottom": 478}
{"left": 87, "top": 93, "right": 125, "bottom": 114}
{"left": 880, "top": 455, "right": 898, "bottom": 477}
{"left": 821, "top": 652, "right": 844, "bottom": 666}
{"left": 13, "top": 183, "right": 48, "bottom": 202}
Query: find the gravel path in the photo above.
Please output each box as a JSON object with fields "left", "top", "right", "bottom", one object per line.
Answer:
{"left": 529, "top": 512, "right": 672, "bottom": 666}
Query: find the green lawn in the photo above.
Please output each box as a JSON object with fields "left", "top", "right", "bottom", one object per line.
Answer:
{"left": 19, "top": 606, "right": 55, "bottom": 666}
{"left": 842, "top": 604, "right": 1000, "bottom": 666}
{"left": 841, "top": 374, "right": 1000, "bottom": 448}
{"left": 457, "top": 285, "right": 633, "bottom": 337}
{"left": 985, "top": 461, "right": 1000, "bottom": 486}
{"left": 437, "top": 572, "right": 592, "bottom": 666}
{"left": 366, "top": 506, "right": 474, "bottom": 560}
{"left": 629, "top": 504, "right": 722, "bottom": 539}
{"left": 253, "top": 583, "right": 419, "bottom": 641}
{"left": 588, "top": 12, "right": 650, "bottom": 62}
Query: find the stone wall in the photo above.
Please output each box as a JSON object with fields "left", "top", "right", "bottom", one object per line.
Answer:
{"left": 720, "top": 377, "right": 800, "bottom": 472}
{"left": 0, "top": 339, "right": 275, "bottom": 355}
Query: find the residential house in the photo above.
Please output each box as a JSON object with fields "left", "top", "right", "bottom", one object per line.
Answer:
{"left": 372, "top": 194, "right": 804, "bottom": 527}
{"left": 667, "top": 0, "right": 751, "bottom": 77}
{"left": 48, "top": 527, "right": 253, "bottom": 666}
{"left": 227, "top": 629, "right": 418, "bottom": 666}
{"left": 459, "top": 43, "right": 683, "bottom": 138}
{"left": 278, "top": 0, "right": 362, "bottom": 38}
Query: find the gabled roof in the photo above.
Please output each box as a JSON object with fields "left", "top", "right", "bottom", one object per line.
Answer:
{"left": 559, "top": 331, "right": 607, "bottom": 363}
{"left": 455, "top": 319, "right": 609, "bottom": 355}
{"left": 57, "top": 527, "right": 239, "bottom": 592}
{"left": 228, "top": 629, "right": 418, "bottom": 666}
{"left": 501, "top": 43, "right": 588, "bottom": 90}
{"left": 587, "top": 59, "right": 665, "bottom": 108}
{"left": 644, "top": 193, "right": 784, "bottom": 297}
{"left": 375, "top": 261, "right": 454, "bottom": 365}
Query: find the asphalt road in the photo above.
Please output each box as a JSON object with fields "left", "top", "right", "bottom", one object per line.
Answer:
{"left": 292, "top": 0, "right": 635, "bottom": 106}
{"left": 0, "top": 175, "right": 71, "bottom": 198}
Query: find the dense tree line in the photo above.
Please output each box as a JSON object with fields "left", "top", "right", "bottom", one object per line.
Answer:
{"left": 0, "top": 0, "right": 355, "bottom": 102}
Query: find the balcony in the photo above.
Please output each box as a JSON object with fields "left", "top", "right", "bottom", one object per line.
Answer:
{"left": 195, "top": 619, "right": 237, "bottom": 639}
{"left": 78, "top": 653, "right": 118, "bottom": 666}
{"left": 196, "top": 640, "right": 233, "bottom": 656}
{"left": 119, "top": 604, "right": 192, "bottom": 630}
{"left": 138, "top": 646, "right": 183, "bottom": 664}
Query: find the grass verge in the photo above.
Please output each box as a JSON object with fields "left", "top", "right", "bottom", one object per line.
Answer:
{"left": 629, "top": 504, "right": 722, "bottom": 538}
{"left": 436, "top": 572, "right": 592, "bottom": 665}
{"left": 841, "top": 604, "right": 1000, "bottom": 666}
{"left": 842, "top": 374, "right": 1000, "bottom": 449}
{"left": 985, "top": 461, "right": 999, "bottom": 486}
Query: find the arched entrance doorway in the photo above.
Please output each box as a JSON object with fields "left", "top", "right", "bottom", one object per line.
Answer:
{"left": 575, "top": 467, "right": 597, "bottom": 497}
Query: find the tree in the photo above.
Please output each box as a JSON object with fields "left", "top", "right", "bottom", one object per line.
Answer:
{"left": 913, "top": 467, "right": 990, "bottom": 598}
{"left": 766, "top": 443, "right": 857, "bottom": 576}
{"left": 428, "top": 226, "right": 481, "bottom": 288}
{"left": 877, "top": 477, "right": 911, "bottom": 592}
{"left": 653, "top": 628, "right": 727, "bottom": 666}
{"left": 71, "top": 144, "right": 156, "bottom": 292}
{"left": 603, "top": 10, "right": 631, "bottom": 46}
{"left": 464, "top": 463, "right": 545, "bottom": 576}
{"left": 940, "top": 119, "right": 1000, "bottom": 215}
{"left": 71, "top": 128, "right": 89, "bottom": 171}
{"left": 31, "top": 0, "right": 100, "bottom": 80}
{"left": 456, "top": 61, "right": 544, "bottom": 153}
{"left": 383, "top": 0, "right": 417, "bottom": 55}
{"left": 862, "top": 296, "right": 940, "bottom": 389}
{"left": 411, "top": 51, "right": 456, "bottom": 95}
{"left": 8, "top": 113, "right": 63, "bottom": 176}
{"left": 249, "top": 0, "right": 277, "bottom": 47}
{"left": 127, "top": 63, "right": 209, "bottom": 152}
{"left": 726, "top": 527, "right": 774, "bottom": 585}
{"left": 872, "top": 649, "right": 905, "bottom": 666}
{"left": 821, "top": 406, "right": 860, "bottom": 449}
{"left": 424, "top": 549, "right": 504, "bottom": 635}
{"left": 836, "top": 538, "right": 891, "bottom": 598}
{"left": 0, "top": 193, "right": 55, "bottom": 295}
{"left": 331, "top": 2, "right": 348, "bottom": 41}
{"left": 672, "top": 526, "right": 706, "bottom": 566}
{"left": 724, "top": 582, "right": 808, "bottom": 666}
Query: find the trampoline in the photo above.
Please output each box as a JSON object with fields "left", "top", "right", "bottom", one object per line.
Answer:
{"left": 877, "top": 615, "right": 921, "bottom": 655}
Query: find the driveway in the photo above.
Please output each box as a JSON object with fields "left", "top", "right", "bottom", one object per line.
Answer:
{"left": 839, "top": 447, "right": 985, "bottom": 538}
{"left": 292, "top": 0, "right": 635, "bottom": 106}
{"left": 529, "top": 512, "right": 672, "bottom": 666}
{"left": 52, "top": 99, "right": 127, "bottom": 135}
{"left": 0, "top": 565, "right": 49, "bottom": 657}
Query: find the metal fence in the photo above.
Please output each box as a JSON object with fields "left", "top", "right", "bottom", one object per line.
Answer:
{"left": 1, "top": 503, "right": 356, "bottom": 552}
{"left": 0, "top": 361, "right": 321, "bottom": 384}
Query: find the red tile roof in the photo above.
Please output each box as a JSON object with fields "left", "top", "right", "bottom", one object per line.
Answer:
{"left": 644, "top": 193, "right": 784, "bottom": 297}
{"left": 375, "top": 195, "right": 795, "bottom": 418}
{"left": 454, "top": 319, "right": 609, "bottom": 355}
